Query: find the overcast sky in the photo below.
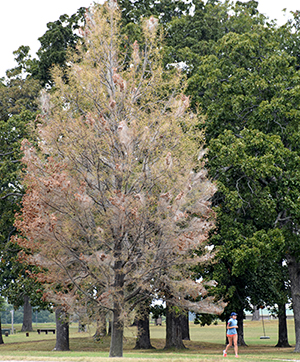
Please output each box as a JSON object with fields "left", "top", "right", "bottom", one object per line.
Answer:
{"left": 0, "top": 0, "right": 299, "bottom": 78}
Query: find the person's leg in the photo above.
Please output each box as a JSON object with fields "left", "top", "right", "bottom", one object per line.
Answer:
{"left": 225, "top": 336, "right": 233, "bottom": 353}
{"left": 233, "top": 334, "right": 238, "bottom": 356}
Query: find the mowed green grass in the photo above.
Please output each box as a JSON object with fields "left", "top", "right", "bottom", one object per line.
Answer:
{"left": 0, "top": 319, "right": 298, "bottom": 361}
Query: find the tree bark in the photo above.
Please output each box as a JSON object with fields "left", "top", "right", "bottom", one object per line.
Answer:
{"left": 109, "top": 251, "right": 124, "bottom": 358}
{"left": 21, "top": 295, "right": 33, "bottom": 332}
{"left": 287, "top": 254, "right": 300, "bottom": 352}
{"left": 164, "top": 302, "right": 186, "bottom": 349}
{"left": 252, "top": 306, "right": 260, "bottom": 321}
{"left": 180, "top": 310, "right": 190, "bottom": 340}
{"left": 275, "top": 303, "right": 291, "bottom": 347}
{"left": 0, "top": 315, "right": 4, "bottom": 344}
{"left": 134, "top": 303, "right": 154, "bottom": 349}
{"left": 108, "top": 320, "right": 112, "bottom": 336}
{"left": 237, "top": 309, "right": 247, "bottom": 346}
{"left": 54, "top": 307, "right": 70, "bottom": 351}
{"left": 131, "top": 315, "right": 138, "bottom": 327}
{"left": 109, "top": 303, "right": 124, "bottom": 357}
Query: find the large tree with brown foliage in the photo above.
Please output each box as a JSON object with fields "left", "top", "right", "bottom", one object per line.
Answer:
{"left": 13, "top": 1, "right": 225, "bottom": 357}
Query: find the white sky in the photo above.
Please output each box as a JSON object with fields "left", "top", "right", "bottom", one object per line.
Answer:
{"left": 0, "top": 0, "right": 299, "bottom": 78}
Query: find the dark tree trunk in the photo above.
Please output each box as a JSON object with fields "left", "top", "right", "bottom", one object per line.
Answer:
{"left": 134, "top": 303, "right": 154, "bottom": 349}
{"left": 109, "top": 304, "right": 124, "bottom": 357}
{"left": 252, "top": 306, "right": 260, "bottom": 321}
{"left": 287, "top": 254, "right": 300, "bottom": 352}
{"left": 54, "top": 307, "right": 69, "bottom": 351}
{"left": 237, "top": 309, "right": 247, "bottom": 346}
{"left": 131, "top": 315, "right": 138, "bottom": 327}
{"left": 21, "top": 295, "right": 33, "bottom": 332}
{"left": 0, "top": 316, "right": 4, "bottom": 344}
{"left": 78, "top": 319, "right": 85, "bottom": 333}
{"left": 109, "top": 251, "right": 124, "bottom": 358}
{"left": 164, "top": 302, "right": 186, "bottom": 349}
{"left": 275, "top": 303, "right": 291, "bottom": 347}
{"left": 108, "top": 320, "right": 112, "bottom": 336}
{"left": 180, "top": 310, "right": 190, "bottom": 340}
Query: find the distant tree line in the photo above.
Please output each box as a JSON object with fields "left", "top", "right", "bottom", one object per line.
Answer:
{"left": 1, "top": 304, "right": 55, "bottom": 325}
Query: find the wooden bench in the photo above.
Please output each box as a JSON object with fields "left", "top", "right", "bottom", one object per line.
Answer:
{"left": 37, "top": 328, "right": 56, "bottom": 334}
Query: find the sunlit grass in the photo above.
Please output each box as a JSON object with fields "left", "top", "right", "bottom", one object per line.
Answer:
{"left": 0, "top": 319, "right": 298, "bottom": 361}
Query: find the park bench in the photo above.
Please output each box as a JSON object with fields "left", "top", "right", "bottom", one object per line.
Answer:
{"left": 37, "top": 328, "right": 56, "bottom": 334}
{"left": 1, "top": 328, "right": 12, "bottom": 336}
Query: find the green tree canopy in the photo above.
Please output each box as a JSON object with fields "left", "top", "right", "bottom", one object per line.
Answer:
{"left": 187, "top": 11, "right": 300, "bottom": 349}
{"left": 31, "top": 8, "right": 86, "bottom": 86}
{"left": 0, "top": 46, "right": 40, "bottom": 122}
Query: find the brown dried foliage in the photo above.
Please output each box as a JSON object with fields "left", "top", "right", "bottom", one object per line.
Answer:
{"left": 13, "top": 2, "right": 225, "bottom": 321}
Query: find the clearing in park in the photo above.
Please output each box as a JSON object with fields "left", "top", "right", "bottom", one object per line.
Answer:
{"left": 0, "top": 319, "right": 298, "bottom": 361}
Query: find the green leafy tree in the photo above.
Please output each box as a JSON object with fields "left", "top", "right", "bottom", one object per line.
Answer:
{"left": 207, "top": 129, "right": 292, "bottom": 344}
{"left": 164, "top": 0, "right": 266, "bottom": 76}
{"left": 0, "top": 50, "right": 46, "bottom": 332}
{"left": 0, "top": 109, "right": 50, "bottom": 331}
{"left": 31, "top": 8, "right": 86, "bottom": 86}
{"left": 187, "top": 16, "right": 300, "bottom": 349}
{"left": 0, "top": 48, "right": 40, "bottom": 237}
{"left": 0, "top": 111, "right": 34, "bottom": 242}
{"left": 119, "top": 0, "right": 191, "bottom": 26}
{"left": 0, "top": 47, "right": 40, "bottom": 122}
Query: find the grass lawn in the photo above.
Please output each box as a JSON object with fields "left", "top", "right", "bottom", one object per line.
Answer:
{"left": 0, "top": 319, "right": 299, "bottom": 361}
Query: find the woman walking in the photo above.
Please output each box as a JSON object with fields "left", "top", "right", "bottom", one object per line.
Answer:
{"left": 223, "top": 312, "right": 239, "bottom": 358}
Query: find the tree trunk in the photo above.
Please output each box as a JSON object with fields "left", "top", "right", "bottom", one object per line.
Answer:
{"left": 109, "top": 251, "right": 124, "bottom": 358}
{"left": 180, "top": 310, "right": 190, "bottom": 340}
{"left": 78, "top": 319, "right": 85, "bottom": 333}
{"left": 134, "top": 303, "right": 154, "bottom": 349}
{"left": 275, "top": 303, "right": 291, "bottom": 347}
{"left": 0, "top": 315, "right": 4, "bottom": 344}
{"left": 131, "top": 315, "right": 138, "bottom": 327}
{"left": 237, "top": 309, "right": 247, "bottom": 346}
{"left": 109, "top": 304, "right": 124, "bottom": 357}
{"left": 108, "top": 320, "right": 112, "bottom": 336}
{"left": 164, "top": 302, "right": 186, "bottom": 349}
{"left": 287, "top": 254, "right": 300, "bottom": 352}
{"left": 21, "top": 295, "right": 33, "bottom": 332}
{"left": 54, "top": 307, "right": 69, "bottom": 351}
{"left": 252, "top": 306, "right": 260, "bottom": 321}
